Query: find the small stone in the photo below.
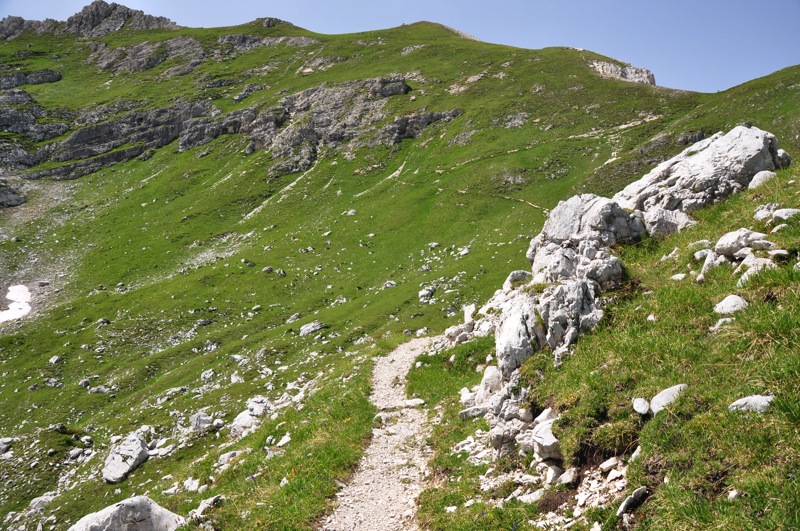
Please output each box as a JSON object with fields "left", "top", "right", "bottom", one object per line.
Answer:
{"left": 632, "top": 398, "right": 650, "bottom": 415}
{"left": 728, "top": 395, "right": 774, "bottom": 414}
{"left": 404, "top": 398, "right": 425, "bottom": 408}
{"left": 599, "top": 456, "right": 621, "bottom": 473}
{"left": 557, "top": 467, "right": 579, "bottom": 487}
{"left": 650, "top": 384, "right": 687, "bottom": 415}
{"left": 616, "top": 486, "right": 648, "bottom": 516}
{"left": 714, "top": 295, "right": 748, "bottom": 315}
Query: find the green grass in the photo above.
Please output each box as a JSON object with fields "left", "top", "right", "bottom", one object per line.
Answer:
{"left": 1, "top": 13, "right": 800, "bottom": 529}
{"left": 412, "top": 165, "right": 800, "bottom": 529}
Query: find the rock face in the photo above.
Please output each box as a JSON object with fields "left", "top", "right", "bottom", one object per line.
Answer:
{"left": 67, "top": 496, "right": 185, "bottom": 531}
{"left": 590, "top": 60, "right": 656, "bottom": 85}
{"left": 88, "top": 36, "right": 205, "bottom": 76}
{"left": 0, "top": 70, "right": 62, "bottom": 89}
{"left": 13, "top": 76, "right": 457, "bottom": 181}
{"left": 102, "top": 431, "right": 149, "bottom": 483}
{"left": 0, "top": 182, "right": 26, "bottom": 207}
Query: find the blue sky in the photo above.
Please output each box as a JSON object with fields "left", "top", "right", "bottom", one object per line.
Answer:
{"left": 2, "top": 0, "right": 799, "bottom": 93}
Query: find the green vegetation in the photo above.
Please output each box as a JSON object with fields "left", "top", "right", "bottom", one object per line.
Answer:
{"left": 414, "top": 165, "right": 800, "bottom": 529}
{"left": 0, "top": 9, "right": 799, "bottom": 529}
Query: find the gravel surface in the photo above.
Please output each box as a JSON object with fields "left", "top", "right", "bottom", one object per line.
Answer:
{"left": 322, "top": 336, "right": 438, "bottom": 530}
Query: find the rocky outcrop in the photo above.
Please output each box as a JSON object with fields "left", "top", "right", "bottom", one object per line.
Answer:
{"left": 67, "top": 496, "right": 185, "bottom": 531}
{"left": 0, "top": 181, "right": 26, "bottom": 207}
{"left": 590, "top": 60, "right": 656, "bottom": 85}
{"left": 0, "top": 89, "right": 71, "bottom": 142}
{"left": 1, "top": 1, "right": 178, "bottom": 40}
{"left": 613, "top": 126, "right": 790, "bottom": 214}
{"left": 446, "top": 125, "right": 791, "bottom": 476}
{"left": 0, "top": 70, "right": 61, "bottom": 89}
{"left": 88, "top": 36, "right": 205, "bottom": 76}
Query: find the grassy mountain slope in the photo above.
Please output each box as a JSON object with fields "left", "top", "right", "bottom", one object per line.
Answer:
{"left": 0, "top": 6, "right": 799, "bottom": 529}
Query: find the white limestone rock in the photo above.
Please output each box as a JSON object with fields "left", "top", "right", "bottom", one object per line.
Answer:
{"left": 299, "top": 320, "right": 326, "bottom": 336}
{"left": 527, "top": 194, "right": 645, "bottom": 261}
{"left": 748, "top": 170, "right": 776, "bottom": 189}
{"left": 494, "top": 291, "right": 543, "bottom": 378}
{"left": 614, "top": 126, "right": 786, "bottom": 214}
{"left": 650, "top": 384, "right": 687, "bottom": 415}
{"left": 632, "top": 398, "right": 650, "bottom": 415}
{"left": 714, "top": 228, "right": 769, "bottom": 257}
{"left": 714, "top": 295, "right": 748, "bottom": 315}
{"left": 537, "top": 280, "right": 603, "bottom": 352}
{"left": 529, "top": 418, "right": 562, "bottom": 460}
{"left": 102, "top": 432, "right": 150, "bottom": 484}
{"left": 67, "top": 496, "right": 185, "bottom": 531}
{"left": 644, "top": 208, "right": 697, "bottom": 237}
{"left": 728, "top": 395, "right": 774, "bottom": 414}
{"left": 502, "top": 270, "right": 532, "bottom": 293}
{"left": 474, "top": 365, "right": 503, "bottom": 406}
{"left": 590, "top": 60, "right": 655, "bottom": 85}
{"left": 772, "top": 208, "right": 800, "bottom": 222}
{"left": 189, "top": 411, "right": 213, "bottom": 433}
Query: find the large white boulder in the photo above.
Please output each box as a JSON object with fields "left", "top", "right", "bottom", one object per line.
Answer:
{"left": 67, "top": 496, "right": 185, "bottom": 531}
{"left": 102, "top": 432, "right": 150, "bottom": 484}
{"left": 613, "top": 126, "right": 785, "bottom": 214}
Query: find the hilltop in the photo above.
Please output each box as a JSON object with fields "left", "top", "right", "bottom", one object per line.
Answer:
{"left": 0, "top": 2, "right": 799, "bottom": 529}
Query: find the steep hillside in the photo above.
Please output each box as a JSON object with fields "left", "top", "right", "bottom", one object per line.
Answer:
{"left": 0, "top": 2, "right": 798, "bottom": 529}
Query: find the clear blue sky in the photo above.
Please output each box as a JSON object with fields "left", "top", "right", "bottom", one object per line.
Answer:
{"left": 2, "top": 0, "right": 799, "bottom": 93}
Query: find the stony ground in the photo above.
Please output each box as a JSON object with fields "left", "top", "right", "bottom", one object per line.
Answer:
{"left": 322, "top": 337, "right": 437, "bottom": 531}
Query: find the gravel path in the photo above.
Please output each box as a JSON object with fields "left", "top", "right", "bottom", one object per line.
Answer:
{"left": 322, "top": 336, "right": 439, "bottom": 530}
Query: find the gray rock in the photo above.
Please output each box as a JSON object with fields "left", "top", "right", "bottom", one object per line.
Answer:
{"left": 632, "top": 397, "right": 650, "bottom": 415}
{"left": 67, "top": 496, "right": 185, "bottom": 531}
{"left": 537, "top": 279, "right": 603, "bottom": 353}
{"left": 772, "top": 208, "right": 800, "bottom": 222}
{"left": 754, "top": 203, "right": 780, "bottom": 222}
{"left": 229, "top": 410, "right": 257, "bottom": 439}
{"left": 0, "top": 437, "right": 12, "bottom": 453}
{"left": 616, "top": 486, "right": 648, "bottom": 517}
{"left": 517, "top": 489, "right": 547, "bottom": 504}
{"left": 590, "top": 60, "right": 655, "bottom": 85}
{"left": 189, "top": 412, "right": 213, "bottom": 433}
{"left": 474, "top": 365, "right": 503, "bottom": 405}
{"left": 299, "top": 320, "right": 327, "bottom": 336}
{"left": 748, "top": 170, "right": 776, "bottom": 189}
{"left": 614, "top": 126, "right": 787, "bottom": 214}
{"left": 529, "top": 418, "right": 562, "bottom": 460}
{"left": 728, "top": 395, "right": 774, "bottom": 414}
{"left": 714, "top": 295, "right": 748, "bottom": 315}
{"left": 188, "top": 494, "right": 225, "bottom": 522}
{"left": 418, "top": 286, "right": 436, "bottom": 302}
{"left": 458, "top": 406, "right": 489, "bottom": 420}
{"left": 502, "top": 270, "right": 533, "bottom": 292}
{"left": 643, "top": 207, "right": 697, "bottom": 237}
{"left": 650, "top": 384, "right": 687, "bottom": 415}
{"left": 526, "top": 194, "right": 645, "bottom": 262}
{"left": 715, "top": 228, "right": 769, "bottom": 257}
{"left": 495, "top": 291, "right": 543, "bottom": 378}
{"left": 102, "top": 432, "right": 150, "bottom": 484}
{"left": 28, "top": 491, "right": 57, "bottom": 514}
{"left": 557, "top": 467, "right": 579, "bottom": 487}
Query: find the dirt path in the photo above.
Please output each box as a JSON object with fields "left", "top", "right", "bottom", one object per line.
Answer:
{"left": 322, "top": 336, "right": 439, "bottom": 530}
